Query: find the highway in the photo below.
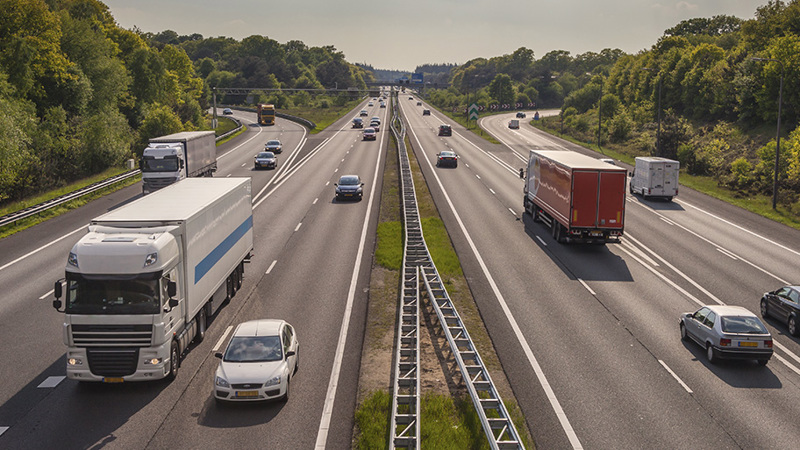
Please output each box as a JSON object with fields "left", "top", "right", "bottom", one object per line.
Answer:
{"left": 400, "top": 98, "right": 800, "bottom": 449}
{"left": 0, "top": 99, "right": 389, "bottom": 449}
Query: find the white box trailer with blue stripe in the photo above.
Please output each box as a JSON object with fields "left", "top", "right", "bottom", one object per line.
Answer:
{"left": 53, "top": 178, "right": 254, "bottom": 382}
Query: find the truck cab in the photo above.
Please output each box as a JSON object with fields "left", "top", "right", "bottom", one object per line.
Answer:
{"left": 141, "top": 144, "right": 186, "bottom": 194}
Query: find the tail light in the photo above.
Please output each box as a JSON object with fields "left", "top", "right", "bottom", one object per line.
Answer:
{"left": 719, "top": 338, "right": 731, "bottom": 347}
{"left": 765, "top": 340, "right": 773, "bottom": 348}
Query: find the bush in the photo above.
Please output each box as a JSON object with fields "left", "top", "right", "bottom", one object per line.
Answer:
{"left": 608, "top": 108, "right": 633, "bottom": 142}
{"left": 730, "top": 157, "right": 754, "bottom": 189}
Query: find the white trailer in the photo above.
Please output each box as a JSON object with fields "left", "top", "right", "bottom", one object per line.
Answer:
{"left": 141, "top": 131, "right": 217, "bottom": 194}
{"left": 629, "top": 156, "right": 679, "bottom": 201}
{"left": 53, "top": 178, "right": 253, "bottom": 382}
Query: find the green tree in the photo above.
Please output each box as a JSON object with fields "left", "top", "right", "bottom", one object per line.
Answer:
{"left": 488, "top": 73, "right": 514, "bottom": 105}
{"left": 138, "top": 104, "right": 182, "bottom": 151}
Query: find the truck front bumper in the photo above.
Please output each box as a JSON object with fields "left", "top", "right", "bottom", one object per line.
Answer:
{"left": 65, "top": 340, "right": 172, "bottom": 382}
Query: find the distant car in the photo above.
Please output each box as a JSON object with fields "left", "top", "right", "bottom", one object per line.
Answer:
{"left": 438, "top": 124, "right": 452, "bottom": 136}
{"left": 371, "top": 117, "right": 381, "bottom": 125}
{"left": 761, "top": 286, "right": 800, "bottom": 336}
{"left": 680, "top": 305, "right": 772, "bottom": 365}
{"left": 599, "top": 158, "right": 616, "bottom": 166}
{"left": 436, "top": 151, "right": 458, "bottom": 168}
{"left": 363, "top": 128, "right": 377, "bottom": 141}
{"left": 254, "top": 151, "right": 277, "bottom": 170}
{"left": 368, "top": 102, "right": 374, "bottom": 107}
{"left": 380, "top": 102, "right": 386, "bottom": 108}
{"left": 335, "top": 175, "right": 364, "bottom": 201}
{"left": 360, "top": 109, "right": 368, "bottom": 116}
{"left": 213, "top": 319, "right": 299, "bottom": 403}
{"left": 369, "top": 120, "right": 380, "bottom": 131}
{"left": 422, "top": 109, "right": 431, "bottom": 116}
{"left": 516, "top": 112, "right": 526, "bottom": 118}
{"left": 353, "top": 117, "right": 364, "bottom": 128}
{"left": 417, "top": 101, "right": 422, "bottom": 106}
{"left": 264, "top": 140, "right": 282, "bottom": 154}
{"left": 222, "top": 108, "right": 233, "bottom": 115}
{"left": 409, "top": 96, "right": 414, "bottom": 100}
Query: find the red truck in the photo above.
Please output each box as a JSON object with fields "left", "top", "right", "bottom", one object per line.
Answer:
{"left": 523, "top": 150, "right": 627, "bottom": 244}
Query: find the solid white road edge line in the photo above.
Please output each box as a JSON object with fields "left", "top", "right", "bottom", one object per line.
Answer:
{"left": 217, "top": 123, "right": 263, "bottom": 160}
{"left": 266, "top": 260, "right": 277, "bottom": 275}
{"left": 37, "top": 376, "right": 65, "bottom": 389}
{"left": 315, "top": 117, "right": 384, "bottom": 450}
{"left": 658, "top": 360, "right": 693, "bottom": 394}
{"left": 405, "top": 116, "right": 584, "bottom": 449}
{"left": 578, "top": 279, "right": 596, "bottom": 296}
{"left": 212, "top": 326, "right": 233, "bottom": 353}
{"left": 0, "top": 225, "right": 84, "bottom": 274}
{"left": 295, "top": 223, "right": 302, "bottom": 232}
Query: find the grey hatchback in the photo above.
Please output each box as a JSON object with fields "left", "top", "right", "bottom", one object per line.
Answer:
{"left": 680, "top": 305, "right": 773, "bottom": 365}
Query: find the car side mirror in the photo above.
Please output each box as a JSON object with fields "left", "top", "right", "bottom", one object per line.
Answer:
{"left": 334, "top": 183, "right": 338, "bottom": 187}
{"left": 360, "top": 183, "right": 365, "bottom": 186}
{"left": 285, "top": 351, "right": 295, "bottom": 358}
{"left": 214, "top": 352, "right": 223, "bottom": 359}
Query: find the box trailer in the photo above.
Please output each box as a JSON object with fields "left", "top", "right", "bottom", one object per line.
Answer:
{"left": 141, "top": 131, "right": 217, "bottom": 194}
{"left": 523, "top": 150, "right": 627, "bottom": 244}
{"left": 629, "top": 157, "right": 679, "bottom": 201}
{"left": 53, "top": 178, "right": 253, "bottom": 382}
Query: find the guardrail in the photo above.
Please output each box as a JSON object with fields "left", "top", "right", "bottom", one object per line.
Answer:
{"left": 219, "top": 105, "right": 316, "bottom": 130}
{"left": 1, "top": 123, "right": 244, "bottom": 229}
{"left": 389, "top": 92, "right": 523, "bottom": 449}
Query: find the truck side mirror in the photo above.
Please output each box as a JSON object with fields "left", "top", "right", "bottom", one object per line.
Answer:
{"left": 54, "top": 281, "right": 62, "bottom": 299}
{"left": 168, "top": 281, "right": 177, "bottom": 298}
{"left": 139, "top": 158, "right": 144, "bottom": 170}
{"left": 180, "top": 160, "right": 185, "bottom": 169}
{"left": 629, "top": 171, "right": 634, "bottom": 177}
{"left": 169, "top": 298, "right": 179, "bottom": 309}
{"left": 519, "top": 168, "right": 525, "bottom": 179}
{"left": 53, "top": 299, "right": 62, "bottom": 311}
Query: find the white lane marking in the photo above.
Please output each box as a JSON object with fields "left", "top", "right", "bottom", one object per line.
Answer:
{"left": 578, "top": 278, "right": 596, "bottom": 296}
{"left": 536, "top": 236, "right": 547, "bottom": 246}
{"left": 270, "top": 134, "right": 309, "bottom": 185}
{"left": 465, "top": 163, "right": 470, "bottom": 168}
{"left": 658, "top": 360, "right": 693, "bottom": 394}
{"left": 342, "top": 158, "right": 345, "bottom": 162}
{"left": 489, "top": 189, "right": 496, "bottom": 195}
{"left": 325, "top": 181, "right": 330, "bottom": 186}
{"left": 628, "top": 202, "right": 789, "bottom": 285}
{"left": 266, "top": 260, "right": 277, "bottom": 274}
{"left": 508, "top": 208, "right": 516, "bottom": 216}
{"left": 676, "top": 199, "right": 800, "bottom": 258}
{"left": 313, "top": 198, "right": 318, "bottom": 205}
{"left": 774, "top": 345, "right": 800, "bottom": 372}
{"left": 295, "top": 223, "right": 302, "bottom": 232}
{"left": 37, "top": 376, "right": 65, "bottom": 388}
{"left": 616, "top": 245, "right": 708, "bottom": 308}
{"left": 217, "top": 124, "right": 263, "bottom": 160}
{"left": 620, "top": 239, "right": 660, "bottom": 267}
{"left": 226, "top": 174, "right": 232, "bottom": 177}
{"left": 659, "top": 217, "right": 675, "bottom": 226}
{"left": 0, "top": 226, "right": 84, "bottom": 274}
{"left": 40, "top": 289, "right": 54, "bottom": 300}
{"left": 404, "top": 117, "right": 584, "bottom": 449}
{"left": 476, "top": 174, "right": 481, "bottom": 179}
{"left": 334, "top": 168, "right": 339, "bottom": 173}
{"left": 316, "top": 114, "right": 385, "bottom": 449}
{"left": 212, "top": 326, "right": 233, "bottom": 353}
{"left": 241, "top": 163, "right": 246, "bottom": 167}
{"left": 0, "top": 427, "right": 8, "bottom": 437}
{"left": 716, "top": 248, "right": 737, "bottom": 260}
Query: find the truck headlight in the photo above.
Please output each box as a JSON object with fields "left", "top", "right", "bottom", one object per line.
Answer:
{"left": 144, "top": 357, "right": 162, "bottom": 365}
{"left": 264, "top": 375, "right": 281, "bottom": 387}
{"left": 67, "top": 357, "right": 82, "bottom": 366}
{"left": 68, "top": 252, "right": 79, "bottom": 268}
{"left": 144, "top": 252, "right": 158, "bottom": 267}
{"left": 215, "top": 376, "right": 230, "bottom": 388}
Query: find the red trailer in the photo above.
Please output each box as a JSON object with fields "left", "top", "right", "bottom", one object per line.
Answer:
{"left": 523, "top": 150, "right": 626, "bottom": 244}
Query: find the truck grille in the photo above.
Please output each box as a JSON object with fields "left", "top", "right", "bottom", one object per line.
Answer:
{"left": 71, "top": 324, "right": 153, "bottom": 347}
{"left": 143, "top": 177, "right": 175, "bottom": 189}
{"left": 87, "top": 348, "right": 139, "bottom": 377}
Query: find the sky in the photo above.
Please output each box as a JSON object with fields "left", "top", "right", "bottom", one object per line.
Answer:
{"left": 104, "top": 0, "right": 769, "bottom": 71}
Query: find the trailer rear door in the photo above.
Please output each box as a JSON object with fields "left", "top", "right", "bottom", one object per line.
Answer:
{"left": 597, "top": 171, "right": 626, "bottom": 229}
{"left": 571, "top": 171, "right": 599, "bottom": 227}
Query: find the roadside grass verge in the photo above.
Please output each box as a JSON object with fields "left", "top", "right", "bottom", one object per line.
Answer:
{"left": 532, "top": 117, "right": 800, "bottom": 231}
{"left": 283, "top": 99, "right": 363, "bottom": 133}
{"left": 213, "top": 116, "right": 238, "bottom": 135}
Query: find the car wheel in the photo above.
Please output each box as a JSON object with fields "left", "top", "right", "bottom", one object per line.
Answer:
{"left": 680, "top": 323, "right": 689, "bottom": 341}
{"left": 282, "top": 378, "right": 290, "bottom": 403}
{"left": 706, "top": 344, "right": 717, "bottom": 364}
{"left": 760, "top": 299, "right": 768, "bottom": 318}
{"left": 166, "top": 341, "right": 179, "bottom": 381}
{"left": 789, "top": 316, "right": 799, "bottom": 337}
{"left": 195, "top": 306, "right": 207, "bottom": 343}
{"left": 757, "top": 359, "right": 769, "bottom": 366}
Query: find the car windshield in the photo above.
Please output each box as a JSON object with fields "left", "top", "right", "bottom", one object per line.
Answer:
{"left": 721, "top": 316, "right": 768, "bottom": 334}
{"left": 257, "top": 152, "right": 274, "bottom": 158}
{"left": 339, "top": 176, "right": 360, "bottom": 185}
{"left": 142, "top": 155, "right": 179, "bottom": 172}
{"left": 65, "top": 272, "right": 161, "bottom": 315}
{"left": 266, "top": 140, "right": 280, "bottom": 146}
{"left": 440, "top": 152, "right": 455, "bottom": 157}
{"left": 223, "top": 336, "right": 283, "bottom": 362}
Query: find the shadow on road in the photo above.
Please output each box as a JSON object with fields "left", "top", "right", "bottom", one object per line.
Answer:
{"left": 198, "top": 396, "right": 286, "bottom": 428}
{"left": 629, "top": 195, "right": 686, "bottom": 212}
{"left": 681, "top": 341, "right": 782, "bottom": 388}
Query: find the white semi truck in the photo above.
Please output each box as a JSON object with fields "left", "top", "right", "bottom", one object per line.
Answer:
{"left": 141, "top": 131, "right": 217, "bottom": 194}
{"left": 52, "top": 178, "right": 253, "bottom": 382}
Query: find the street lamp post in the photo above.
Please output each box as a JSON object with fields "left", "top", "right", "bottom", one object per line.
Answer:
{"left": 642, "top": 67, "right": 662, "bottom": 156}
{"left": 751, "top": 57, "right": 784, "bottom": 209}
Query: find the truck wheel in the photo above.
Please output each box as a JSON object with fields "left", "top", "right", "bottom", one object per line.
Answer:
{"left": 666, "top": 196, "right": 673, "bottom": 202}
{"left": 195, "top": 306, "right": 208, "bottom": 343}
{"left": 166, "top": 341, "right": 179, "bottom": 381}
{"left": 532, "top": 206, "right": 540, "bottom": 222}
{"left": 552, "top": 223, "right": 561, "bottom": 242}
{"left": 236, "top": 265, "right": 243, "bottom": 290}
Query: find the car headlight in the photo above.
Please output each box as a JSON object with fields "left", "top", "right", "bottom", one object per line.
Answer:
{"left": 356, "top": 187, "right": 363, "bottom": 193}
{"left": 264, "top": 375, "right": 281, "bottom": 387}
{"left": 215, "top": 376, "right": 230, "bottom": 388}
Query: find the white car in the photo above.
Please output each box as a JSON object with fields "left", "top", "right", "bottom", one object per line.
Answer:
{"left": 214, "top": 319, "right": 299, "bottom": 403}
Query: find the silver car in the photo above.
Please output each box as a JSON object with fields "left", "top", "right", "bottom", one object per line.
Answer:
{"left": 264, "top": 139, "right": 282, "bottom": 154}
{"left": 254, "top": 151, "right": 277, "bottom": 170}
{"left": 214, "top": 319, "right": 299, "bottom": 403}
{"left": 680, "top": 305, "right": 773, "bottom": 365}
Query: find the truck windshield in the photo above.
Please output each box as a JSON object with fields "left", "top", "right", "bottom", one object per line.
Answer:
{"left": 142, "top": 155, "right": 179, "bottom": 172}
{"left": 65, "top": 272, "right": 161, "bottom": 315}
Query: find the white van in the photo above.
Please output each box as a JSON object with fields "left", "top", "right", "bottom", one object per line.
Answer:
{"left": 629, "top": 157, "right": 679, "bottom": 201}
{"left": 508, "top": 119, "right": 520, "bottom": 129}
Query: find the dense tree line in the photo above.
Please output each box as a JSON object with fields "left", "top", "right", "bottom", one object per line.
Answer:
{"left": 0, "top": 0, "right": 369, "bottom": 205}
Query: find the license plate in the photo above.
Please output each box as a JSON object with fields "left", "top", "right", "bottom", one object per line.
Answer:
{"left": 103, "top": 377, "right": 124, "bottom": 383}
{"left": 236, "top": 390, "right": 258, "bottom": 397}
{"left": 589, "top": 231, "right": 603, "bottom": 237}
{"left": 738, "top": 341, "right": 758, "bottom": 347}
